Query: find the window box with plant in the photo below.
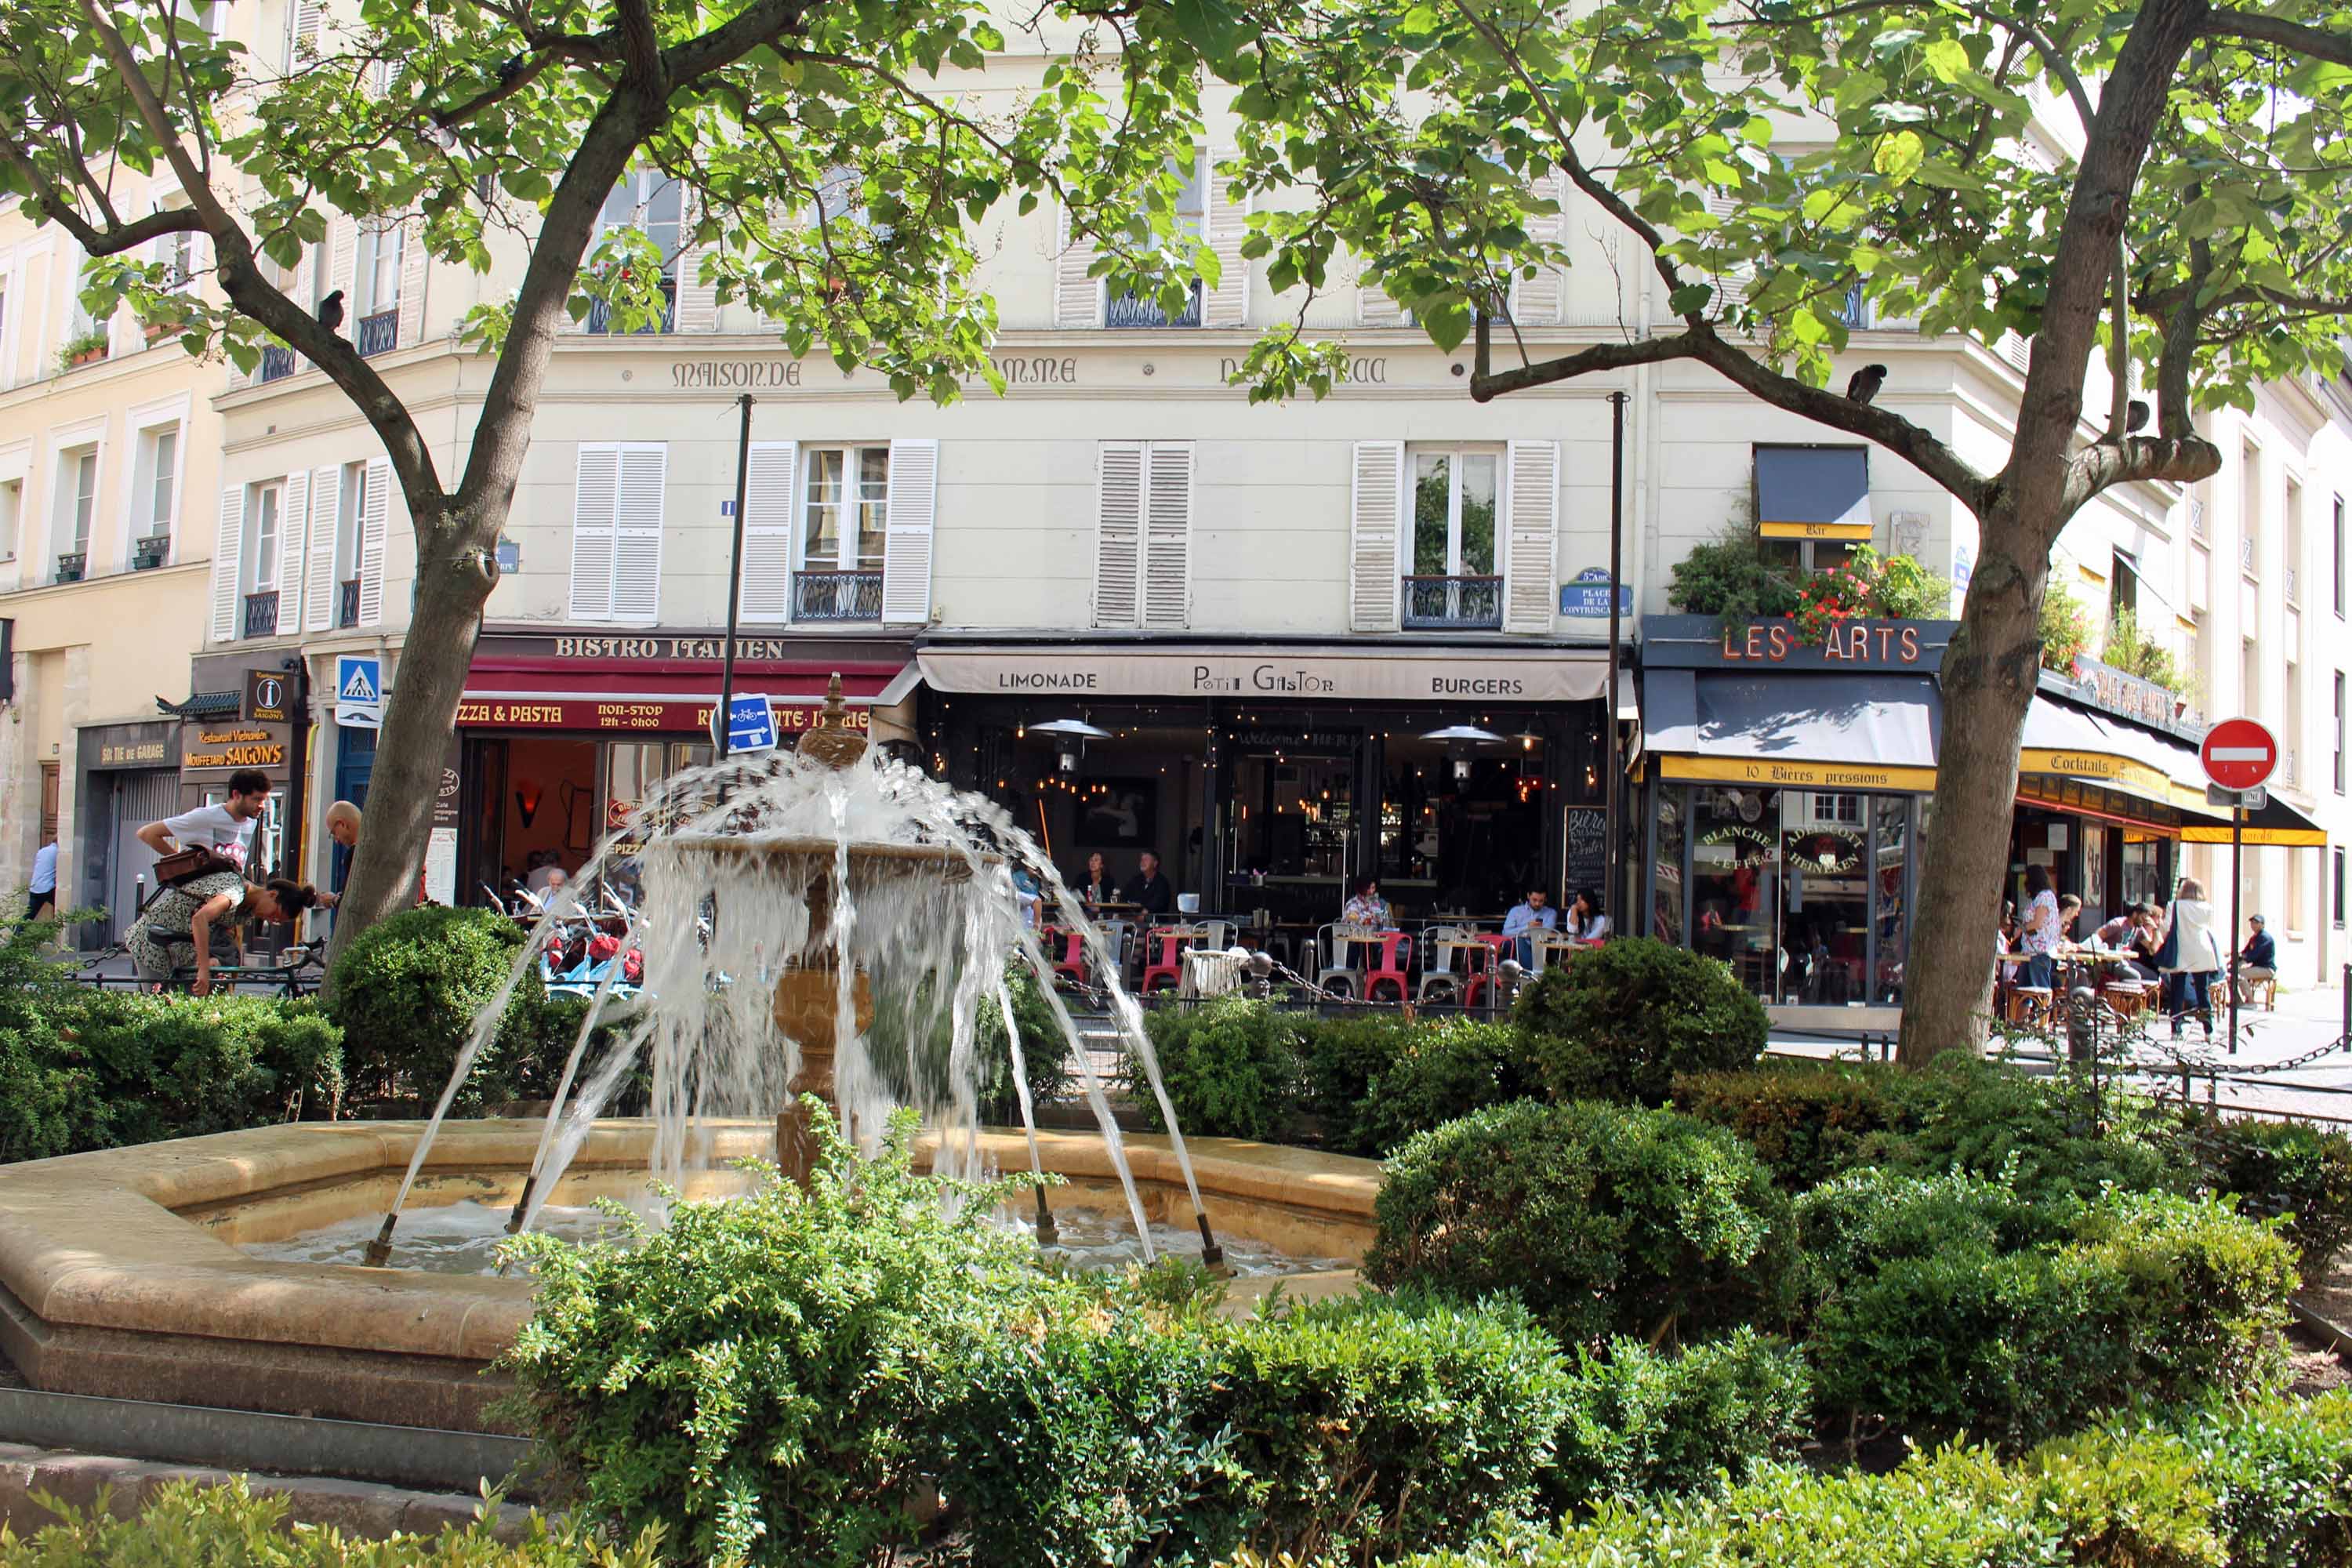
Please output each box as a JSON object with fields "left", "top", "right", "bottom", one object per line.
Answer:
{"left": 1668, "top": 524, "right": 1949, "bottom": 636}
{"left": 57, "top": 330, "right": 108, "bottom": 371}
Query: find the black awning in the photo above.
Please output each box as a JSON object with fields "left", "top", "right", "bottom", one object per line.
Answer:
{"left": 2182, "top": 791, "right": 2330, "bottom": 848}
{"left": 158, "top": 690, "right": 240, "bottom": 720}
{"left": 1646, "top": 670, "right": 1940, "bottom": 789}
{"left": 1754, "top": 445, "right": 1870, "bottom": 528}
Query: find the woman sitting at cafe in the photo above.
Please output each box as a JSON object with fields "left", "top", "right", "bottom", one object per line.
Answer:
{"left": 1341, "top": 877, "right": 1391, "bottom": 928}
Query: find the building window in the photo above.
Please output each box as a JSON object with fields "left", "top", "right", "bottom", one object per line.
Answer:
{"left": 132, "top": 425, "right": 178, "bottom": 554}
{"left": 54, "top": 448, "right": 96, "bottom": 578}
{"left": 586, "top": 171, "right": 681, "bottom": 334}
{"left": 2286, "top": 477, "right": 2305, "bottom": 605}
{"left": 1404, "top": 446, "right": 1500, "bottom": 629}
{"left": 0, "top": 477, "right": 21, "bottom": 562}
{"left": 250, "top": 481, "right": 281, "bottom": 591}
{"left": 2334, "top": 494, "right": 2345, "bottom": 618}
{"left": 2336, "top": 670, "right": 2346, "bottom": 796}
{"left": 1809, "top": 793, "right": 1862, "bottom": 824}
{"left": 1754, "top": 445, "right": 1870, "bottom": 574}
{"left": 800, "top": 445, "right": 888, "bottom": 575}
{"left": 2111, "top": 548, "right": 2140, "bottom": 624}
{"left": 2334, "top": 846, "right": 2345, "bottom": 929}
{"left": 353, "top": 223, "right": 402, "bottom": 353}
{"left": 1105, "top": 151, "right": 1206, "bottom": 329}
{"left": 2240, "top": 440, "right": 2261, "bottom": 579}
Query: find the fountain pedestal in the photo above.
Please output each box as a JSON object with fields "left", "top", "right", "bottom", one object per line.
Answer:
{"left": 772, "top": 964, "right": 873, "bottom": 1184}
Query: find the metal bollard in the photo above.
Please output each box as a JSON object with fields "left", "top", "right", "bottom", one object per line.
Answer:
{"left": 2066, "top": 985, "right": 2100, "bottom": 1064}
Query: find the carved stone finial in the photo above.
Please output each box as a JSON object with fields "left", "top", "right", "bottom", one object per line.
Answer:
{"left": 797, "top": 672, "right": 869, "bottom": 771}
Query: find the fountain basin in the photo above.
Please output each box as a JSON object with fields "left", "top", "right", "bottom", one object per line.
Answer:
{"left": 0, "top": 1120, "right": 1377, "bottom": 1433}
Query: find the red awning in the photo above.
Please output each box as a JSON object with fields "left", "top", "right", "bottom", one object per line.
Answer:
{"left": 456, "top": 659, "right": 905, "bottom": 733}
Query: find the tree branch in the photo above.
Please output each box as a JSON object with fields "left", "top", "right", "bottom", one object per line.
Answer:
{"left": 2200, "top": 9, "right": 2352, "bottom": 65}
{"left": 1468, "top": 327, "right": 1707, "bottom": 397}
{"left": 613, "top": 0, "right": 666, "bottom": 89}
{"left": 432, "top": 53, "right": 556, "bottom": 132}
{"left": 0, "top": 130, "right": 207, "bottom": 253}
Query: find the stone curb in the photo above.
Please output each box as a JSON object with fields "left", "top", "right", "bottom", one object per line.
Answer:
{"left": 0, "top": 1441, "right": 536, "bottom": 1544}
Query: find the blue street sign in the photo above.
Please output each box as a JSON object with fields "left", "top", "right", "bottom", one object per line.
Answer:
{"left": 336, "top": 655, "right": 383, "bottom": 728}
{"left": 1559, "top": 568, "right": 1632, "bottom": 619}
{"left": 720, "top": 499, "right": 737, "bottom": 517}
{"left": 713, "top": 692, "right": 779, "bottom": 754}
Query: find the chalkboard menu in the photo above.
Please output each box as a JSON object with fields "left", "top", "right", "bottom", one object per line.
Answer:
{"left": 1564, "top": 808, "right": 1608, "bottom": 896}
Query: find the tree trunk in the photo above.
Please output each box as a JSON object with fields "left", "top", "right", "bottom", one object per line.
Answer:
{"left": 319, "top": 508, "right": 500, "bottom": 989}
{"left": 1896, "top": 518, "right": 2047, "bottom": 1065}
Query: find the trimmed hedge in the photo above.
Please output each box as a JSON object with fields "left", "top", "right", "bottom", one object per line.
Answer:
{"left": 1129, "top": 996, "right": 1301, "bottom": 1142}
{"left": 1366, "top": 1099, "right": 1796, "bottom": 1345}
{"left": 2184, "top": 1111, "right": 2352, "bottom": 1269}
{"left": 1547, "top": 1329, "right": 1813, "bottom": 1512}
{"left": 1396, "top": 1392, "right": 2352, "bottom": 1568}
{"left": 327, "top": 906, "right": 556, "bottom": 1106}
{"left": 1514, "top": 938, "right": 1767, "bottom": 1105}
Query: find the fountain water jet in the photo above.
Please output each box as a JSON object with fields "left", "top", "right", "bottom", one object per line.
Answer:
{"left": 365, "top": 675, "right": 1222, "bottom": 1270}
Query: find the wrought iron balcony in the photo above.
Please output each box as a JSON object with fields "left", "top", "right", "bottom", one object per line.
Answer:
{"left": 53, "top": 553, "right": 85, "bottom": 585}
{"left": 133, "top": 533, "right": 169, "bottom": 570}
{"left": 2286, "top": 565, "right": 2302, "bottom": 605}
{"left": 1400, "top": 574, "right": 1503, "bottom": 630}
{"left": 793, "top": 569, "right": 884, "bottom": 622}
{"left": 243, "top": 590, "right": 280, "bottom": 639}
{"left": 585, "top": 278, "right": 677, "bottom": 336}
{"left": 257, "top": 344, "right": 298, "bottom": 382}
{"left": 338, "top": 577, "right": 361, "bottom": 628}
{"left": 354, "top": 309, "right": 399, "bottom": 358}
{"left": 1105, "top": 280, "right": 1203, "bottom": 329}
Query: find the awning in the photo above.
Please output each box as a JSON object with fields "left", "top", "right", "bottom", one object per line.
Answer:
{"left": 1644, "top": 670, "right": 1940, "bottom": 791}
{"left": 2019, "top": 695, "right": 2328, "bottom": 845}
{"left": 456, "top": 659, "right": 902, "bottom": 734}
{"left": 2180, "top": 793, "right": 2330, "bottom": 848}
{"left": 1755, "top": 445, "right": 1871, "bottom": 539}
{"left": 913, "top": 643, "right": 1609, "bottom": 704}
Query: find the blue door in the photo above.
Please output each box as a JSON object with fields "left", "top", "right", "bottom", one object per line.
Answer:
{"left": 331, "top": 728, "right": 377, "bottom": 895}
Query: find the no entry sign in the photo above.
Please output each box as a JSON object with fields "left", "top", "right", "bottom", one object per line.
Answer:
{"left": 2201, "top": 717, "right": 2278, "bottom": 792}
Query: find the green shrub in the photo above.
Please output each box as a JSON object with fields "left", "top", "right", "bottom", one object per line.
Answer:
{"left": 1128, "top": 996, "right": 1301, "bottom": 1141}
{"left": 1513, "top": 938, "right": 1766, "bottom": 1105}
{"left": 1401, "top": 1392, "right": 2352, "bottom": 1568}
{"left": 328, "top": 906, "right": 550, "bottom": 1105}
{"left": 974, "top": 963, "right": 1072, "bottom": 1124}
{"left": 1801, "top": 1178, "right": 2295, "bottom": 1450}
{"left": 2183, "top": 1112, "right": 2352, "bottom": 1271}
{"left": 1671, "top": 1059, "right": 1920, "bottom": 1189}
{"left": 0, "top": 1476, "right": 656, "bottom": 1565}
{"left": 1295, "top": 1012, "right": 1419, "bottom": 1128}
{"left": 0, "top": 1020, "right": 91, "bottom": 1165}
{"left": 1220, "top": 1292, "right": 1574, "bottom": 1563}
{"left": 1347, "top": 1018, "right": 1533, "bottom": 1157}
{"left": 505, "top": 1102, "right": 1089, "bottom": 1567}
{"left": 1666, "top": 525, "right": 1806, "bottom": 624}
{"left": 1548, "top": 1330, "right": 1813, "bottom": 1513}
{"left": 1367, "top": 1100, "right": 1795, "bottom": 1346}
{"left": 59, "top": 991, "right": 343, "bottom": 1142}
{"left": 943, "top": 1316, "right": 1250, "bottom": 1566}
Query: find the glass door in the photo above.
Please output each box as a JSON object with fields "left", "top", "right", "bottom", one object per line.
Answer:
{"left": 1690, "top": 786, "right": 1781, "bottom": 1001}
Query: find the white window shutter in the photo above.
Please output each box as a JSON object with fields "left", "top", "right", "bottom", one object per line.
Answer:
{"left": 394, "top": 217, "right": 426, "bottom": 351}
{"left": 357, "top": 456, "right": 390, "bottom": 626}
{"left": 738, "top": 441, "right": 795, "bottom": 624}
{"left": 673, "top": 199, "right": 718, "bottom": 332}
{"left": 328, "top": 215, "right": 358, "bottom": 303}
{"left": 285, "top": 0, "right": 320, "bottom": 67}
{"left": 1142, "top": 442, "right": 1193, "bottom": 630}
{"left": 612, "top": 445, "right": 666, "bottom": 625}
{"left": 1514, "top": 171, "right": 1566, "bottom": 325}
{"left": 209, "top": 487, "right": 244, "bottom": 643}
{"left": 1056, "top": 204, "right": 1102, "bottom": 328}
{"left": 1093, "top": 442, "right": 1144, "bottom": 627}
{"left": 1350, "top": 441, "right": 1404, "bottom": 632}
{"left": 568, "top": 446, "right": 619, "bottom": 620}
{"left": 881, "top": 437, "right": 938, "bottom": 625}
{"left": 279, "top": 470, "right": 310, "bottom": 630}
{"left": 1503, "top": 439, "right": 1559, "bottom": 633}
{"left": 304, "top": 464, "right": 340, "bottom": 630}
{"left": 1203, "top": 150, "right": 1248, "bottom": 328}
{"left": 1358, "top": 265, "right": 1408, "bottom": 327}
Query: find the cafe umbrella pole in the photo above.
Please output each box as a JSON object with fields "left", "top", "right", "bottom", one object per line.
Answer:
{"left": 717, "top": 392, "right": 754, "bottom": 764}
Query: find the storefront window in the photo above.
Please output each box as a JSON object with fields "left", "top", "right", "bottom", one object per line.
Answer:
{"left": 1873, "top": 796, "right": 1909, "bottom": 1004}
{"left": 1651, "top": 789, "right": 1685, "bottom": 943}
{"left": 2122, "top": 829, "right": 2164, "bottom": 909}
{"left": 2081, "top": 825, "right": 2110, "bottom": 928}
{"left": 1781, "top": 791, "right": 1867, "bottom": 1004}
{"left": 1691, "top": 787, "right": 1779, "bottom": 997}
{"left": 1374, "top": 736, "right": 1546, "bottom": 915}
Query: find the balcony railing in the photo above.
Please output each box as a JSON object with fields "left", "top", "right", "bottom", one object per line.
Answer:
{"left": 243, "top": 590, "right": 280, "bottom": 639}
{"left": 1105, "top": 280, "right": 1203, "bottom": 329}
{"left": 586, "top": 278, "right": 677, "bottom": 336}
{"left": 133, "top": 533, "right": 170, "bottom": 571}
{"left": 257, "top": 344, "right": 298, "bottom": 382}
{"left": 793, "top": 569, "right": 884, "bottom": 622}
{"left": 53, "top": 552, "right": 85, "bottom": 585}
{"left": 354, "top": 309, "right": 399, "bottom": 358}
{"left": 2286, "top": 565, "right": 2302, "bottom": 605}
{"left": 2242, "top": 536, "right": 2259, "bottom": 576}
{"left": 1836, "top": 280, "right": 1868, "bottom": 328}
{"left": 1401, "top": 574, "right": 1503, "bottom": 630}
{"left": 337, "top": 577, "right": 361, "bottom": 628}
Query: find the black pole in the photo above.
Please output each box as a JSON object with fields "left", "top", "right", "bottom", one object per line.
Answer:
{"left": 2228, "top": 802, "right": 2244, "bottom": 1055}
{"left": 1605, "top": 389, "right": 1628, "bottom": 917}
{"left": 281, "top": 655, "right": 309, "bottom": 888}
{"left": 717, "top": 392, "right": 754, "bottom": 761}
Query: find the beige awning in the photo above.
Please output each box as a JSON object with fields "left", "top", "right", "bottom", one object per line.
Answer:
{"left": 913, "top": 643, "right": 1610, "bottom": 704}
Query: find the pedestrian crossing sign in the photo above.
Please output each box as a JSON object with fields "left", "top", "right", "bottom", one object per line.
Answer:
{"left": 336, "top": 656, "right": 383, "bottom": 729}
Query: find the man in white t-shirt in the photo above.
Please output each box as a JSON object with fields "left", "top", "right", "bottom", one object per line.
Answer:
{"left": 28, "top": 837, "right": 59, "bottom": 920}
{"left": 138, "top": 768, "right": 272, "bottom": 873}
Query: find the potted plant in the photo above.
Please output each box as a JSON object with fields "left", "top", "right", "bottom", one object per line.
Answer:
{"left": 133, "top": 533, "right": 170, "bottom": 570}
{"left": 57, "top": 330, "right": 108, "bottom": 370}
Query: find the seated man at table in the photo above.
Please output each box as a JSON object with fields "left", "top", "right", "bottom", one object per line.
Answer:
{"left": 2234, "top": 913, "right": 2277, "bottom": 1003}
{"left": 1501, "top": 887, "right": 1556, "bottom": 967}
{"left": 1123, "top": 851, "right": 1174, "bottom": 916}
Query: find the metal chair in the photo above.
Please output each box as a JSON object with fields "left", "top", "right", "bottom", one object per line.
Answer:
{"left": 1315, "top": 923, "right": 1360, "bottom": 1000}
{"left": 1363, "top": 931, "right": 1414, "bottom": 1003}
{"left": 1416, "top": 925, "right": 1469, "bottom": 1004}
{"left": 1141, "top": 924, "right": 1203, "bottom": 994}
